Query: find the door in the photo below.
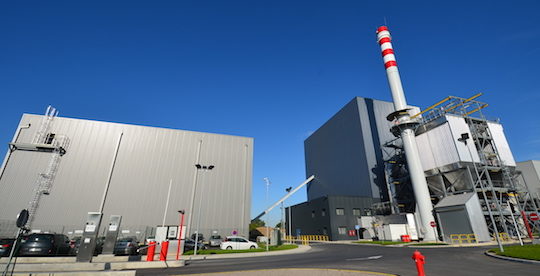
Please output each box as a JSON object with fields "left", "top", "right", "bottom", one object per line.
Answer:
{"left": 237, "top": 238, "right": 249, "bottom": 250}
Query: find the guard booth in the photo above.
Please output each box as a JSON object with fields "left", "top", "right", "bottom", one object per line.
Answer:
{"left": 434, "top": 193, "right": 491, "bottom": 243}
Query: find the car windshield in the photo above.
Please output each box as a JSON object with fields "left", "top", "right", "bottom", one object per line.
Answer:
{"left": 211, "top": 235, "right": 221, "bottom": 239}
{"left": 0, "top": 239, "right": 14, "bottom": 244}
{"left": 118, "top": 238, "right": 135, "bottom": 242}
{"left": 24, "top": 234, "right": 53, "bottom": 242}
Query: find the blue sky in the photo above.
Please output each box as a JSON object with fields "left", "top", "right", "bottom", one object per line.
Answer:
{"left": 1, "top": 1, "right": 539, "bottom": 226}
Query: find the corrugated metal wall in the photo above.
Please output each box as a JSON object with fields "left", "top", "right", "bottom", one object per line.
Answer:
{"left": 416, "top": 115, "right": 481, "bottom": 171}
{"left": 304, "top": 97, "right": 410, "bottom": 201}
{"left": 487, "top": 122, "right": 516, "bottom": 166}
{"left": 0, "top": 114, "right": 253, "bottom": 239}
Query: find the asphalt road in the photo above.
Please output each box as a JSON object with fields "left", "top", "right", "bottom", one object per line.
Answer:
{"left": 136, "top": 243, "right": 539, "bottom": 276}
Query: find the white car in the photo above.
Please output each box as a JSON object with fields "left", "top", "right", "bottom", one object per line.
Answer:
{"left": 220, "top": 236, "right": 258, "bottom": 250}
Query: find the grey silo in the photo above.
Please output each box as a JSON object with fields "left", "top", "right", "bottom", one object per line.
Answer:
{"left": 0, "top": 114, "right": 253, "bottom": 239}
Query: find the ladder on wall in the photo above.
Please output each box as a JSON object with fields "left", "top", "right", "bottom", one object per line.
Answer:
{"left": 9, "top": 106, "right": 70, "bottom": 229}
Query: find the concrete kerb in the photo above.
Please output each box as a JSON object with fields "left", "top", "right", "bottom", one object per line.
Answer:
{"left": 344, "top": 240, "right": 522, "bottom": 249}
{"left": 484, "top": 250, "right": 540, "bottom": 265}
{"left": 0, "top": 245, "right": 307, "bottom": 273}
{"left": 183, "top": 245, "right": 312, "bottom": 261}
{"left": 1, "top": 258, "right": 184, "bottom": 273}
{"left": 11, "top": 271, "right": 136, "bottom": 276}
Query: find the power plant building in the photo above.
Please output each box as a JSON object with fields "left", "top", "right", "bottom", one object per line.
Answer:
{"left": 0, "top": 113, "right": 253, "bottom": 240}
{"left": 289, "top": 95, "right": 539, "bottom": 242}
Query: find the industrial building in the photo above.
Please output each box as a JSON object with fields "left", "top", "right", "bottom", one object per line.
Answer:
{"left": 288, "top": 95, "right": 540, "bottom": 242}
{"left": 287, "top": 25, "right": 539, "bottom": 243}
{"left": 517, "top": 160, "right": 540, "bottom": 199}
{"left": 0, "top": 109, "right": 253, "bottom": 241}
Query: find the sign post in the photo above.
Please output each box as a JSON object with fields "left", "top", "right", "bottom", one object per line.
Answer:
{"left": 355, "top": 225, "right": 361, "bottom": 240}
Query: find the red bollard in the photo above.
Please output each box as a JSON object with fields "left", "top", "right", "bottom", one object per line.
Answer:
{"left": 160, "top": 241, "right": 169, "bottom": 261}
{"left": 412, "top": 250, "right": 426, "bottom": 276}
{"left": 146, "top": 241, "right": 156, "bottom": 261}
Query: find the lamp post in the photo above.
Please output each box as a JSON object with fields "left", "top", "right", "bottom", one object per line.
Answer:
{"left": 263, "top": 177, "right": 271, "bottom": 252}
{"left": 176, "top": 210, "right": 185, "bottom": 260}
{"left": 193, "top": 164, "right": 214, "bottom": 256}
{"left": 285, "top": 187, "right": 292, "bottom": 243}
{"left": 458, "top": 133, "right": 504, "bottom": 252}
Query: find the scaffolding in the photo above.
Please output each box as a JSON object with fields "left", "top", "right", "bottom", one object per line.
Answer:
{"left": 383, "top": 94, "right": 539, "bottom": 240}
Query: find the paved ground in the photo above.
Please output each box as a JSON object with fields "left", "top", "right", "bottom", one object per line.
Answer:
{"left": 136, "top": 243, "right": 540, "bottom": 276}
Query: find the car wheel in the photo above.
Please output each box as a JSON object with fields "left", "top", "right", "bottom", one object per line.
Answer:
{"left": 226, "top": 246, "right": 232, "bottom": 250}
{"left": 250, "top": 245, "right": 255, "bottom": 249}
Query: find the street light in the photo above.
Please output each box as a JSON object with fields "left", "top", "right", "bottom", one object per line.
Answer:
{"left": 263, "top": 177, "right": 271, "bottom": 252}
{"left": 285, "top": 187, "right": 292, "bottom": 243}
{"left": 458, "top": 133, "right": 504, "bottom": 252}
{"left": 176, "top": 210, "right": 185, "bottom": 260}
{"left": 193, "top": 164, "right": 214, "bottom": 256}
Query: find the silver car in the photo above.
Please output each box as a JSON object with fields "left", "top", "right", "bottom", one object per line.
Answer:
{"left": 209, "top": 235, "right": 222, "bottom": 247}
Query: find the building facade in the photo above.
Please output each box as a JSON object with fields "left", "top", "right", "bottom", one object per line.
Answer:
{"left": 287, "top": 195, "right": 374, "bottom": 241}
{"left": 0, "top": 114, "right": 253, "bottom": 240}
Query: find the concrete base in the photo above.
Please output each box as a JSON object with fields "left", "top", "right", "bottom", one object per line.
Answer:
{"left": 12, "top": 271, "right": 136, "bottom": 276}
{"left": 3, "top": 259, "right": 184, "bottom": 273}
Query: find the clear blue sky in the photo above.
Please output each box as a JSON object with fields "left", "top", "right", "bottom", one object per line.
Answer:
{"left": 1, "top": 1, "right": 539, "bottom": 226}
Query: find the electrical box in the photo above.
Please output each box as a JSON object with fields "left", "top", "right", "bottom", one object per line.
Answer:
{"left": 102, "top": 215, "right": 122, "bottom": 254}
{"left": 76, "top": 212, "right": 103, "bottom": 262}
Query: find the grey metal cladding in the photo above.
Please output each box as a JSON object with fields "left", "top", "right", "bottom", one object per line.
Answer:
{"left": 304, "top": 98, "right": 370, "bottom": 200}
{"left": 327, "top": 195, "right": 373, "bottom": 240}
{"left": 0, "top": 114, "right": 253, "bottom": 238}
{"left": 304, "top": 97, "right": 398, "bottom": 201}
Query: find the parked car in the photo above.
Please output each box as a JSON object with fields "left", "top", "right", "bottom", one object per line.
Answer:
{"left": 114, "top": 237, "right": 139, "bottom": 255}
{"left": 190, "top": 233, "right": 205, "bottom": 243}
{"left": 69, "top": 236, "right": 105, "bottom": 256}
{"left": 0, "top": 238, "right": 15, "bottom": 257}
{"left": 183, "top": 238, "right": 208, "bottom": 251}
{"left": 209, "top": 235, "right": 222, "bottom": 247}
{"left": 18, "top": 234, "right": 71, "bottom": 256}
{"left": 220, "top": 236, "right": 258, "bottom": 250}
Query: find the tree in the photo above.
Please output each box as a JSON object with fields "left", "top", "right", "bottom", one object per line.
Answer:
{"left": 275, "top": 222, "right": 282, "bottom": 228}
{"left": 249, "top": 218, "right": 265, "bottom": 231}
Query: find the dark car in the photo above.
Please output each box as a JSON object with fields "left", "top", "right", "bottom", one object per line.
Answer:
{"left": 69, "top": 236, "right": 105, "bottom": 256}
{"left": 190, "top": 233, "right": 205, "bottom": 243}
{"left": 114, "top": 237, "right": 139, "bottom": 255}
{"left": 184, "top": 238, "right": 207, "bottom": 252}
{"left": 19, "top": 234, "right": 71, "bottom": 256}
{"left": 0, "top": 238, "right": 15, "bottom": 257}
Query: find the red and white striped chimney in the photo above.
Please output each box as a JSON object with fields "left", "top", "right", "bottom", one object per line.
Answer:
{"left": 376, "top": 26, "right": 408, "bottom": 111}
{"left": 375, "top": 26, "right": 437, "bottom": 241}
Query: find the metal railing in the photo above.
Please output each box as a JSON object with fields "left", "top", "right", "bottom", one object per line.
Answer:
{"left": 449, "top": 234, "right": 477, "bottom": 244}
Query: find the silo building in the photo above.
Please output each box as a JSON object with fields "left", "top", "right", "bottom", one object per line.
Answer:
{"left": 0, "top": 111, "right": 253, "bottom": 241}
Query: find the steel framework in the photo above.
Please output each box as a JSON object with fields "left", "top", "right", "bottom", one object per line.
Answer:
{"left": 384, "top": 94, "right": 540, "bottom": 240}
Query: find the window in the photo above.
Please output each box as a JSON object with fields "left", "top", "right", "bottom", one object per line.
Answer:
{"left": 321, "top": 209, "right": 326, "bottom": 216}
{"left": 311, "top": 210, "right": 315, "bottom": 218}
{"left": 45, "top": 133, "right": 55, "bottom": 144}
{"left": 338, "top": 227, "right": 347, "bottom": 235}
{"left": 353, "top": 208, "right": 361, "bottom": 216}
{"left": 336, "top": 208, "right": 344, "bottom": 216}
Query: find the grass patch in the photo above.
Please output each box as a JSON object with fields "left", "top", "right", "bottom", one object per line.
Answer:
{"left": 489, "top": 244, "right": 540, "bottom": 261}
{"left": 183, "top": 244, "right": 298, "bottom": 255}
{"left": 353, "top": 241, "right": 406, "bottom": 245}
